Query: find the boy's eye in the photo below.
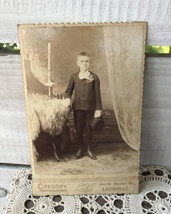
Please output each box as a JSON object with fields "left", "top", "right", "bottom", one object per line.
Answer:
{"left": 79, "top": 59, "right": 89, "bottom": 63}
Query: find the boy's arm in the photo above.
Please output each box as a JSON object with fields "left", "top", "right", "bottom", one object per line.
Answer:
{"left": 94, "top": 74, "right": 102, "bottom": 111}
{"left": 65, "top": 75, "right": 75, "bottom": 99}
{"left": 63, "top": 75, "right": 75, "bottom": 108}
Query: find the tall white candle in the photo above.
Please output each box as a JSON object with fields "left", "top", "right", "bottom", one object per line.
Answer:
{"left": 48, "top": 42, "right": 51, "bottom": 98}
{"left": 48, "top": 42, "right": 51, "bottom": 82}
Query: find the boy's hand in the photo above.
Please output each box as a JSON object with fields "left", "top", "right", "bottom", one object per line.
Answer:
{"left": 63, "top": 98, "right": 71, "bottom": 108}
{"left": 94, "top": 110, "right": 102, "bottom": 118}
{"left": 44, "top": 81, "right": 55, "bottom": 87}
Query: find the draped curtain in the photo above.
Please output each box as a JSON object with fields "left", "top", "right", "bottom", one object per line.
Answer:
{"left": 103, "top": 24, "right": 146, "bottom": 151}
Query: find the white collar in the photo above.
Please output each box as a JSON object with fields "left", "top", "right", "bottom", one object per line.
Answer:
{"left": 79, "top": 71, "right": 91, "bottom": 80}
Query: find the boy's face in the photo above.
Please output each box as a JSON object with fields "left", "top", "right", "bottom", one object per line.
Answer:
{"left": 77, "top": 55, "right": 90, "bottom": 72}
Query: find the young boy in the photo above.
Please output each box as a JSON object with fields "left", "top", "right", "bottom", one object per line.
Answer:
{"left": 65, "top": 52, "right": 102, "bottom": 160}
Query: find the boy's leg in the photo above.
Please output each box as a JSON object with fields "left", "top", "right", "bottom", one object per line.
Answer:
{"left": 73, "top": 110, "right": 85, "bottom": 159}
{"left": 85, "top": 111, "right": 96, "bottom": 160}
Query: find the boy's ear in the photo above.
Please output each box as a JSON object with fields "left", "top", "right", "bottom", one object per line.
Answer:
{"left": 76, "top": 60, "right": 80, "bottom": 67}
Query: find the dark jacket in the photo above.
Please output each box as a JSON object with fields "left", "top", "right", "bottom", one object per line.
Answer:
{"left": 65, "top": 71, "right": 102, "bottom": 111}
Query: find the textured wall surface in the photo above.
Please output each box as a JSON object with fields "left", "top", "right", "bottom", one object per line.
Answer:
{"left": 141, "top": 58, "right": 171, "bottom": 170}
{"left": 0, "top": 0, "right": 171, "bottom": 45}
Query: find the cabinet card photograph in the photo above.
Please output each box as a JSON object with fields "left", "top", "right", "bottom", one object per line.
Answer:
{"left": 18, "top": 22, "right": 147, "bottom": 195}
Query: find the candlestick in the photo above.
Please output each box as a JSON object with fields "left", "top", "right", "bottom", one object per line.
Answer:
{"left": 48, "top": 42, "right": 51, "bottom": 99}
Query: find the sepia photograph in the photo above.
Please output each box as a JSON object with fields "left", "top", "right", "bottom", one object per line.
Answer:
{"left": 18, "top": 22, "right": 147, "bottom": 195}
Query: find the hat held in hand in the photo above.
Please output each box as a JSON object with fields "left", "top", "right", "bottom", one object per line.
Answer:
{"left": 90, "top": 117, "right": 104, "bottom": 132}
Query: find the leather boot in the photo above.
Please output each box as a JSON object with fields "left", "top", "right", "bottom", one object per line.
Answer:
{"left": 74, "top": 137, "right": 83, "bottom": 159}
{"left": 85, "top": 135, "right": 97, "bottom": 160}
{"left": 87, "top": 145, "right": 97, "bottom": 160}
{"left": 74, "top": 145, "right": 83, "bottom": 159}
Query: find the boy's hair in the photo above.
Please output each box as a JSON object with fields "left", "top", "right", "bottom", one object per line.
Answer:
{"left": 77, "top": 52, "right": 90, "bottom": 57}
